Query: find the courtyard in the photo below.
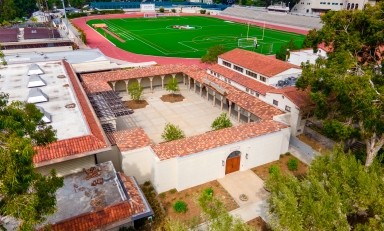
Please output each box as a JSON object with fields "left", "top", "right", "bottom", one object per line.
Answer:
{"left": 120, "top": 86, "right": 239, "bottom": 144}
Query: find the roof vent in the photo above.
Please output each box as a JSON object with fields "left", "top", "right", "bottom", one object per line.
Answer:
{"left": 277, "top": 80, "right": 284, "bottom": 87}
{"left": 36, "top": 106, "right": 52, "bottom": 123}
{"left": 27, "top": 88, "right": 49, "bottom": 103}
{"left": 27, "top": 64, "right": 44, "bottom": 76}
{"left": 27, "top": 74, "right": 46, "bottom": 88}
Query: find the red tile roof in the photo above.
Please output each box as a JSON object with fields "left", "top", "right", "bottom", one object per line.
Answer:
{"left": 51, "top": 173, "right": 149, "bottom": 231}
{"left": 107, "top": 129, "right": 153, "bottom": 152}
{"left": 268, "top": 86, "right": 313, "bottom": 108}
{"left": 152, "top": 120, "right": 288, "bottom": 160}
{"left": 33, "top": 61, "right": 109, "bottom": 164}
{"left": 317, "top": 43, "right": 333, "bottom": 53}
{"left": 208, "top": 64, "right": 276, "bottom": 95}
{"left": 219, "top": 48, "right": 301, "bottom": 77}
{"left": 82, "top": 64, "right": 284, "bottom": 120}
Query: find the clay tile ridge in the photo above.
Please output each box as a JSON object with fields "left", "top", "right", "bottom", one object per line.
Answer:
{"left": 268, "top": 86, "right": 313, "bottom": 108}
{"left": 106, "top": 128, "right": 153, "bottom": 152}
{"left": 218, "top": 48, "right": 301, "bottom": 77}
{"left": 152, "top": 120, "right": 289, "bottom": 160}
{"left": 33, "top": 61, "right": 109, "bottom": 164}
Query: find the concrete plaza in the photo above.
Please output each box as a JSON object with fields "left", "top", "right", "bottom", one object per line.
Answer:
{"left": 122, "top": 86, "right": 239, "bottom": 144}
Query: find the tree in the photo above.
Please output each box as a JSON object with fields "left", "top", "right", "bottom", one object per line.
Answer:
{"left": 0, "top": 44, "right": 6, "bottom": 68}
{"left": 265, "top": 145, "right": 384, "bottom": 230}
{"left": 161, "top": 123, "right": 185, "bottom": 142}
{"left": 127, "top": 82, "right": 143, "bottom": 101}
{"left": 211, "top": 113, "right": 232, "bottom": 131}
{"left": 0, "top": 93, "right": 64, "bottom": 230}
{"left": 159, "top": 7, "right": 165, "bottom": 13}
{"left": 30, "top": 16, "right": 38, "bottom": 26}
{"left": 201, "top": 45, "right": 226, "bottom": 64}
{"left": 275, "top": 39, "right": 299, "bottom": 61}
{"left": 296, "top": 3, "right": 384, "bottom": 166}
{"left": 165, "top": 78, "right": 180, "bottom": 101}
{"left": 165, "top": 190, "right": 255, "bottom": 231}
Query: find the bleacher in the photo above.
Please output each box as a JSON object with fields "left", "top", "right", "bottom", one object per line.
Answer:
{"left": 0, "top": 28, "right": 19, "bottom": 43}
{"left": 220, "top": 6, "right": 322, "bottom": 29}
{"left": 24, "top": 28, "right": 62, "bottom": 40}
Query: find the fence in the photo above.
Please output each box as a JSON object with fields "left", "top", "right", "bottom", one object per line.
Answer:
{"left": 90, "top": 2, "right": 228, "bottom": 10}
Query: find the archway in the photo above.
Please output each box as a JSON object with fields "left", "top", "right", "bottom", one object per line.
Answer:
{"left": 225, "top": 151, "right": 241, "bottom": 175}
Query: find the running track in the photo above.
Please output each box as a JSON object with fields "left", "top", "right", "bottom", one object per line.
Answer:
{"left": 71, "top": 13, "right": 308, "bottom": 67}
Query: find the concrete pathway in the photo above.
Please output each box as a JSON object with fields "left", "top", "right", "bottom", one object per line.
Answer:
{"left": 229, "top": 200, "right": 269, "bottom": 222}
{"left": 289, "top": 144, "right": 315, "bottom": 165}
{"left": 218, "top": 170, "right": 268, "bottom": 206}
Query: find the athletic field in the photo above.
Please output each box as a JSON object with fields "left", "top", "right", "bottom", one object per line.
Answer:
{"left": 87, "top": 16, "right": 305, "bottom": 58}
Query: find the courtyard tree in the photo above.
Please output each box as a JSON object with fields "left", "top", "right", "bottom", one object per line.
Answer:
{"left": 211, "top": 112, "right": 232, "bottom": 131}
{"left": 127, "top": 81, "right": 143, "bottom": 101}
{"left": 275, "top": 39, "right": 299, "bottom": 61}
{"left": 165, "top": 78, "right": 180, "bottom": 101}
{"left": 201, "top": 45, "right": 226, "bottom": 64}
{"left": 265, "top": 145, "right": 384, "bottom": 230}
{"left": 161, "top": 123, "right": 185, "bottom": 142}
{"left": 0, "top": 93, "right": 64, "bottom": 230}
{"left": 295, "top": 2, "right": 384, "bottom": 166}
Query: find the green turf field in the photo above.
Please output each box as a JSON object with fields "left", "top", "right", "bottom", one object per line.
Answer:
{"left": 87, "top": 16, "right": 305, "bottom": 58}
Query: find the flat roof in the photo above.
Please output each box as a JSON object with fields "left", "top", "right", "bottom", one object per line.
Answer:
{"left": 0, "top": 61, "right": 89, "bottom": 140}
{"left": 4, "top": 49, "right": 109, "bottom": 65}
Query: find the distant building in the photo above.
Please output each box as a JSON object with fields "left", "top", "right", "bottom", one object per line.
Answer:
{"left": 291, "top": 0, "right": 377, "bottom": 14}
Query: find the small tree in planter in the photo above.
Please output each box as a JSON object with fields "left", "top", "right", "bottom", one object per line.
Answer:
{"left": 165, "top": 78, "right": 180, "bottom": 102}
{"left": 161, "top": 123, "right": 185, "bottom": 142}
{"left": 287, "top": 158, "right": 298, "bottom": 171}
{"left": 127, "top": 82, "right": 143, "bottom": 101}
{"left": 211, "top": 113, "right": 232, "bottom": 131}
{"left": 159, "top": 7, "right": 165, "bottom": 13}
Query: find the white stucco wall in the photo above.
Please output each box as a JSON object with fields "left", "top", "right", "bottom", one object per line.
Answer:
{"left": 121, "top": 146, "right": 153, "bottom": 184}
{"left": 152, "top": 157, "right": 178, "bottom": 193}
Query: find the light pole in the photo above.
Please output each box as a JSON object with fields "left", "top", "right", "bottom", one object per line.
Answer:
{"left": 61, "top": 0, "right": 68, "bottom": 33}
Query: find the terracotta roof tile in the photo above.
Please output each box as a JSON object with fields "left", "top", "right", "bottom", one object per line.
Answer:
{"left": 33, "top": 61, "right": 108, "bottom": 164}
{"left": 50, "top": 173, "right": 149, "bottom": 231}
{"left": 208, "top": 64, "right": 276, "bottom": 95}
{"left": 268, "top": 86, "right": 313, "bottom": 108}
{"left": 218, "top": 48, "right": 301, "bottom": 77}
{"left": 106, "top": 129, "right": 153, "bottom": 152}
{"left": 151, "top": 120, "right": 288, "bottom": 160}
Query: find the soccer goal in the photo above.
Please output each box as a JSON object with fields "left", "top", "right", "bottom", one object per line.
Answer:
{"left": 238, "top": 37, "right": 258, "bottom": 48}
{"left": 144, "top": 13, "right": 157, "bottom": 18}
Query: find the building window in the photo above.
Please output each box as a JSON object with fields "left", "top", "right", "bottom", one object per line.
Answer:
{"left": 273, "top": 100, "right": 278, "bottom": 106}
{"left": 351, "top": 3, "right": 354, "bottom": 8}
{"left": 210, "top": 70, "right": 213, "bottom": 74}
{"left": 255, "top": 92, "right": 260, "bottom": 97}
{"left": 355, "top": 3, "right": 358, "bottom": 9}
{"left": 250, "top": 90, "right": 255, "bottom": 95}
{"left": 340, "top": 3, "right": 343, "bottom": 5}
{"left": 246, "top": 88, "right": 249, "bottom": 93}
{"left": 260, "top": 76, "right": 266, "bottom": 82}
{"left": 347, "top": 3, "right": 350, "bottom": 9}
{"left": 223, "top": 61, "right": 231, "bottom": 68}
{"left": 285, "top": 105, "right": 291, "bottom": 112}
{"left": 246, "top": 70, "right": 257, "bottom": 79}
{"left": 233, "top": 65, "right": 243, "bottom": 73}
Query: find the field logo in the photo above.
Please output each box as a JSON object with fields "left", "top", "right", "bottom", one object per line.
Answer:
{"left": 141, "top": 4, "right": 155, "bottom": 12}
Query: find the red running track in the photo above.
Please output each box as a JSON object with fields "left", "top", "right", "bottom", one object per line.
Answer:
{"left": 71, "top": 13, "right": 308, "bottom": 67}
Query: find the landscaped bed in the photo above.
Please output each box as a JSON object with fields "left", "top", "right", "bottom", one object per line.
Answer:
{"left": 252, "top": 153, "right": 308, "bottom": 180}
{"left": 124, "top": 100, "right": 148, "bottom": 109}
{"left": 160, "top": 94, "right": 185, "bottom": 103}
{"left": 247, "top": 216, "right": 272, "bottom": 231}
{"left": 158, "top": 180, "right": 239, "bottom": 227}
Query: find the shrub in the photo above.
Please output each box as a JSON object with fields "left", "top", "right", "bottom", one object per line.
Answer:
{"left": 200, "top": 9, "right": 206, "bottom": 14}
{"left": 148, "top": 186, "right": 154, "bottom": 192}
{"left": 207, "top": 11, "right": 211, "bottom": 15}
{"left": 211, "top": 113, "right": 232, "bottom": 131}
{"left": 144, "top": 181, "right": 151, "bottom": 186}
{"left": 203, "top": 187, "right": 214, "bottom": 197}
{"left": 159, "top": 7, "right": 165, "bottom": 13}
{"left": 171, "top": 8, "right": 176, "bottom": 13}
{"left": 285, "top": 152, "right": 291, "bottom": 156}
{"left": 159, "top": 192, "right": 166, "bottom": 198}
{"left": 288, "top": 158, "right": 298, "bottom": 171}
{"left": 169, "top": 189, "right": 177, "bottom": 194}
{"left": 161, "top": 123, "right": 185, "bottom": 142}
{"left": 173, "top": 200, "right": 187, "bottom": 213}
{"left": 280, "top": 154, "right": 284, "bottom": 159}
{"left": 269, "top": 165, "right": 280, "bottom": 174}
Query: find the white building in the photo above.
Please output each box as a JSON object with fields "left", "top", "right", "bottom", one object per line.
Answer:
{"left": 292, "top": 0, "right": 376, "bottom": 14}
{"left": 288, "top": 47, "right": 328, "bottom": 66}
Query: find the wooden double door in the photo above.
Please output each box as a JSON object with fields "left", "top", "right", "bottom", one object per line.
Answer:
{"left": 225, "top": 155, "right": 241, "bottom": 175}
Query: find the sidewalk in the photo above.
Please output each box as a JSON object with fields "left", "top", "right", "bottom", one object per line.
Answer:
{"left": 288, "top": 144, "right": 315, "bottom": 165}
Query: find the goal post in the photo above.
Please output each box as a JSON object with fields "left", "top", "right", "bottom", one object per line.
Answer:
{"left": 238, "top": 37, "right": 258, "bottom": 48}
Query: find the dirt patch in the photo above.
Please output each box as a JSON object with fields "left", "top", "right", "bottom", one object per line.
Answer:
{"left": 101, "top": 28, "right": 125, "bottom": 43}
{"left": 252, "top": 154, "right": 308, "bottom": 180}
{"left": 158, "top": 181, "right": 239, "bottom": 227}
{"left": 124, "top": 100, "right": 148, "bottom": 109}
{"left": 160, "top": 94, "right": 185, "bottom": 103}
{"left": 297, "top": 134, "right": 329, "bottom": 153}
{"left": 247, "top": 217, "right": 272, "bottom": 231}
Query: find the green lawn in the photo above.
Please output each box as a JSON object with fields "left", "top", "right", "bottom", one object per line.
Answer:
{"left": 87, "top": 16, "right": 305, "bottom": 58}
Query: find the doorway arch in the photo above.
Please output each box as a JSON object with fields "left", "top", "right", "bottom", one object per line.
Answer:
{"left": 225, "top": 151, "right": 241, "bottom": 175}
